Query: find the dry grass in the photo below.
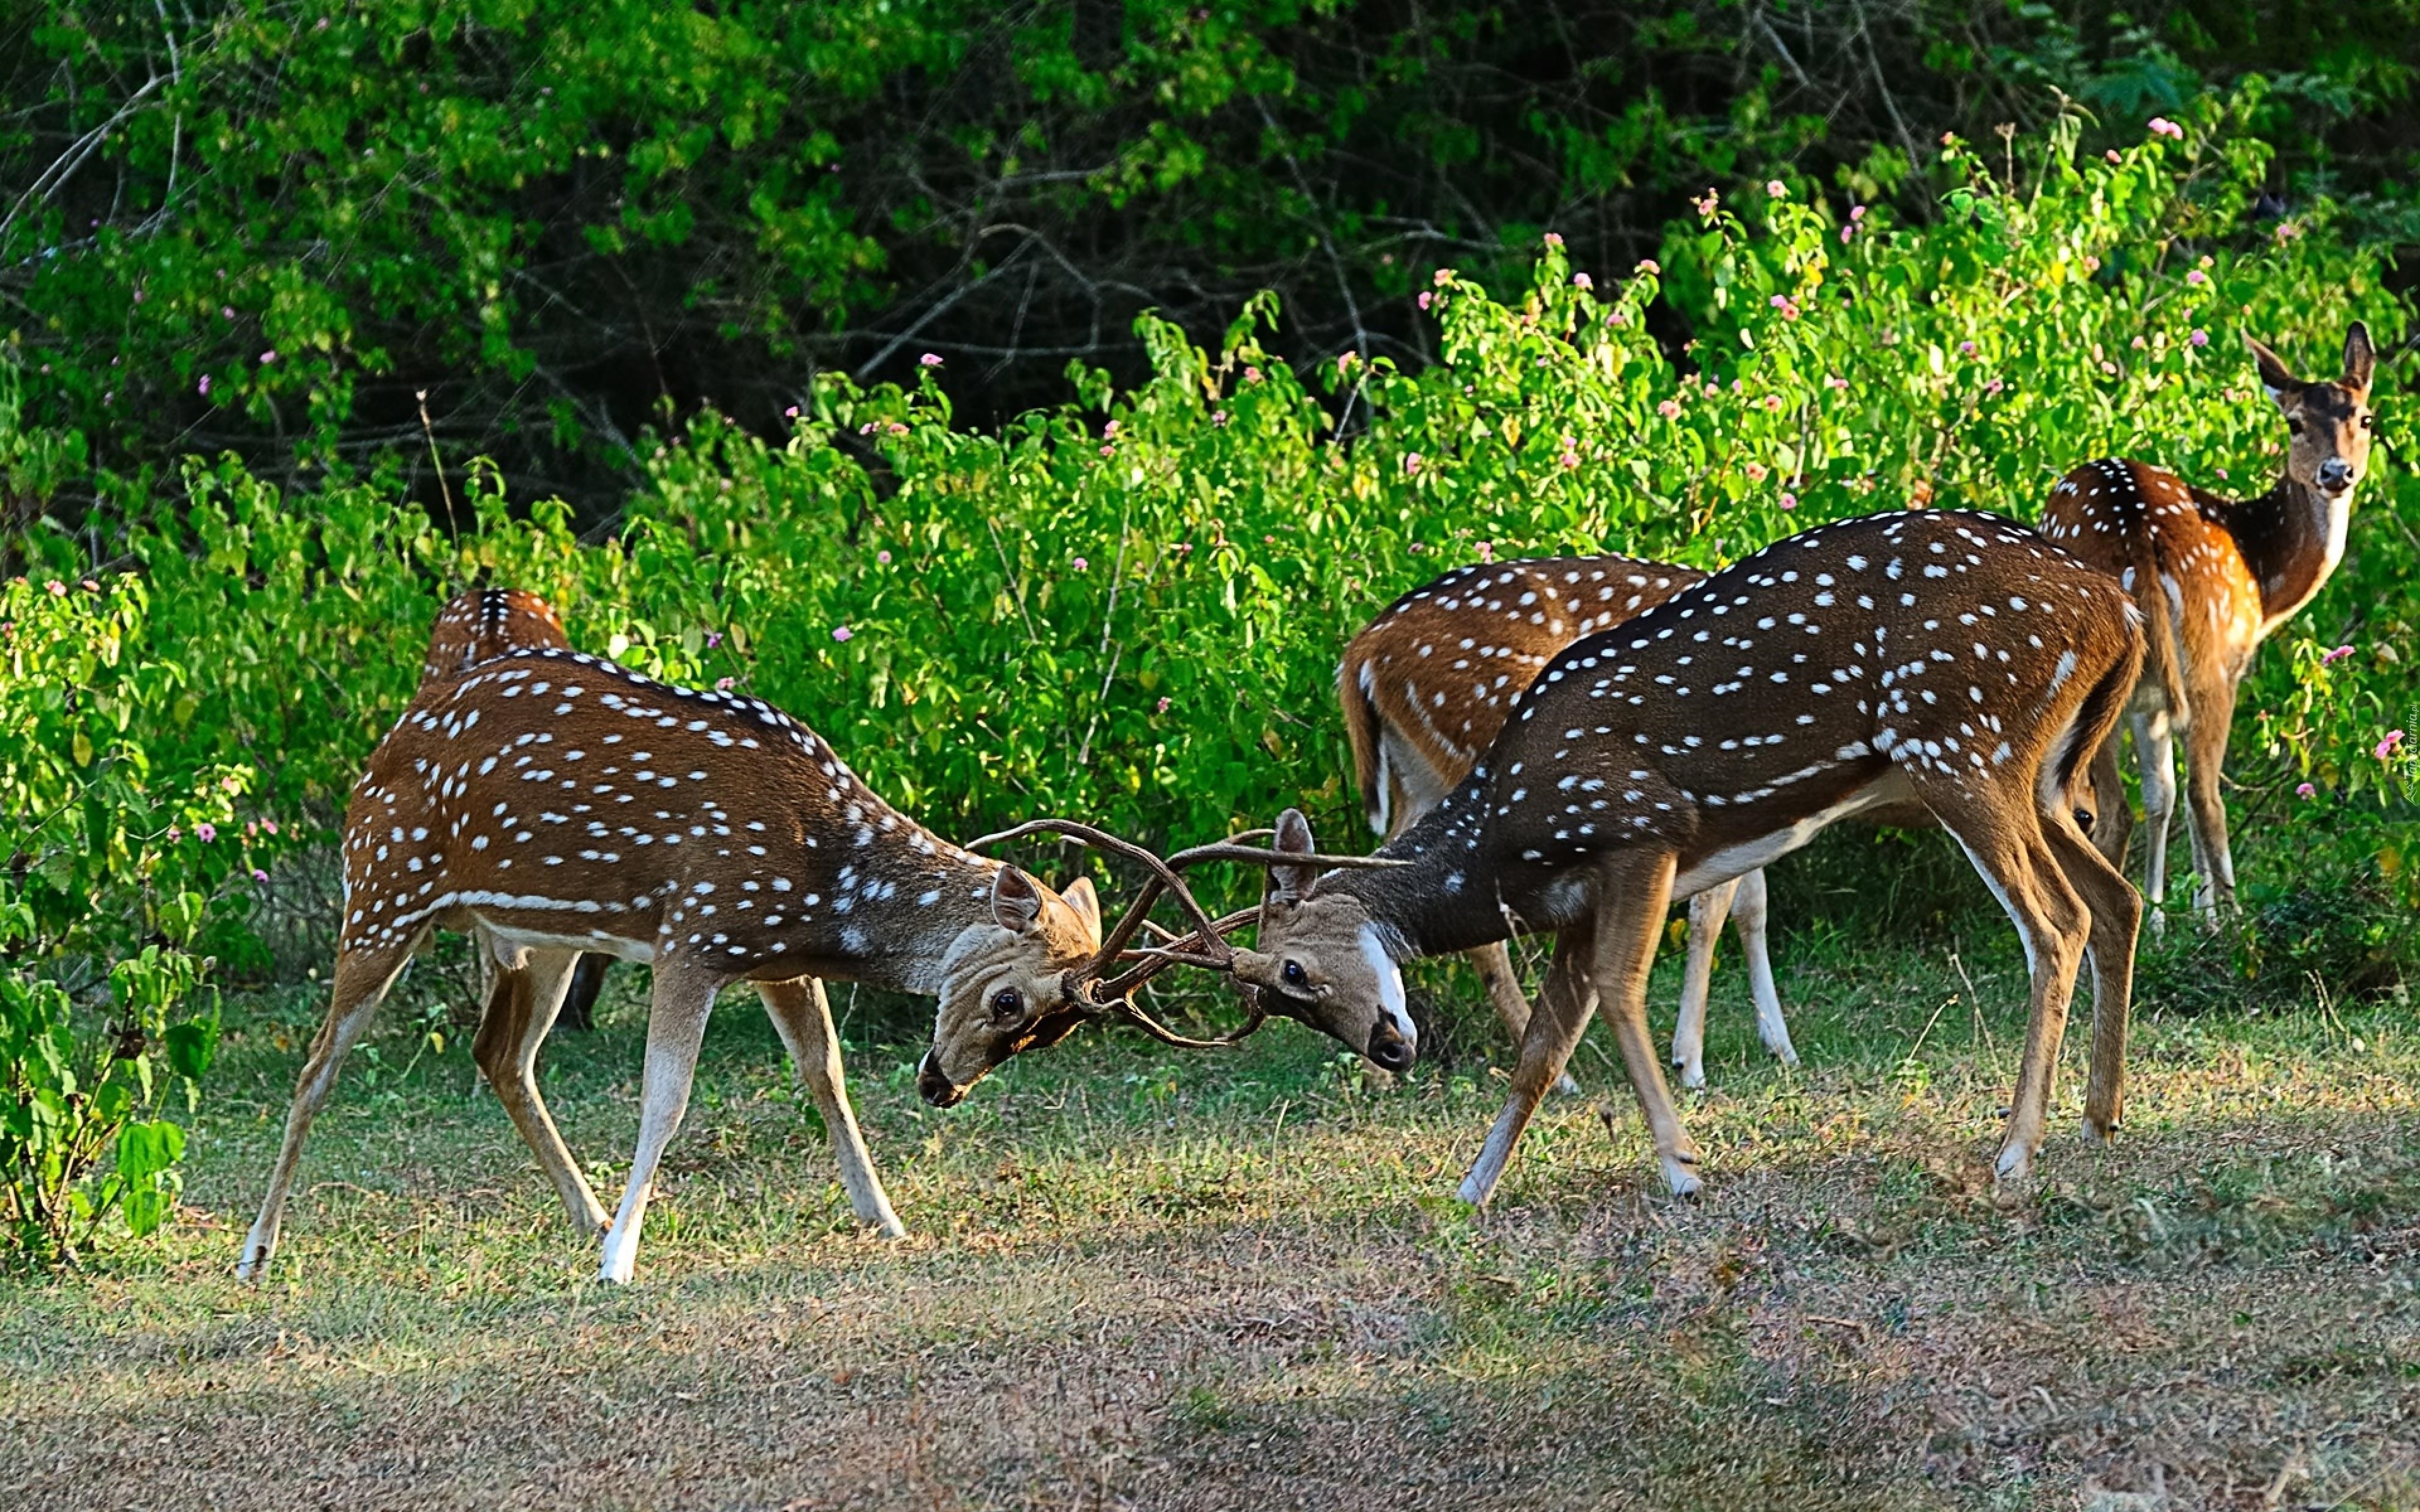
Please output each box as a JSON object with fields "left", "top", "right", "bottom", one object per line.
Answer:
{"left": 3, "top": 929, "right": 2417, "bottom": 1511}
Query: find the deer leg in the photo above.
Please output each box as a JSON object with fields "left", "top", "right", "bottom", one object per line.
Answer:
{"left": 2041, "top": 810, "right": 2142, "bottom": 1145}
{"left": 472, "top": 946, "right": 607, "bottom": 1236}
{"left": 560, "top": 953, "right": 610, "bottom": 1033}
{"left": 238, "top": 934, "right": 422, "bottom": 1279}
{"left": 1467, "top": 942, "right": 1579, "bottom": 1096}
{"left": 2180, "top": 675, "right": 2240, "bottom": 927}
{"left": 597, "top": 961, "right": 723, "bottom": 1285}
{"left": 1456, "top": 919, "right": 1599, "bottom": 1207}
{"left": 756, "top": 975, "right": 906, "bottom": 1239}
{"left": 2132, "top": 712, "right": 2177, "bottom": 933}
{"left": 1588, "top": 850, "right": 1701, "bottom": 1197}
{"left": 2087, "top": 729, "right": 2133, "bottom": 873}
{"left": 1731, "top": 868, "right": 1796, "bottom": 1068}
{"left": 1671, "top": 876, "right": 1738, "bottom": 1089}
{"left": 1935, "top": 798, "right": 2089, "bottom": 1182}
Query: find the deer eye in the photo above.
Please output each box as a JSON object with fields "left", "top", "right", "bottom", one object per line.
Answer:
{"left": 1282, "top": 959, "right": 1309, "bottom": 989}
{"left": 2361, "top": 414, "right": 2375, "bottom": 430}
{"left": 989, "top": 987, "right": 1023, "bottom": 1021}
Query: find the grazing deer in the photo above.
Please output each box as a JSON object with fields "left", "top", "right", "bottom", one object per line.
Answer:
{"left": 1196, "top": 510, "right": 2145, "bottom": 1200}
{"left": 239, "top": 648, "right": 1105, "bottom": 1283}
{"left": 1342, "top": 554, "right": 1797, "bottom": 1088}
{"left": 2042, "top": 323, "right": 2379, "bottom": 926}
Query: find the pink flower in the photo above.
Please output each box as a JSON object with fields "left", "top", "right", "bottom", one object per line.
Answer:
{"left": 1824, "top": 374, "right": 1848, "bottom": 391}
{"left": 1559, "top": 450, "right": 1580, "bottom": 469}
{"left": 2377, "top": 730, "right": 2406, "bottom": 761}
{"left": 1572, "top": 273, "right": 1592, "bottom": 290}
{"left": 260, "top": 350, "right": 277, "bottom": 364}
{"left": 196, "top": 822, "right": 217, "bottom": 843}
{"left": 1103, "top": 420, "right": 1121, "bottom": 438}
{"left": 784, "top": 405, "right": 799, "bottom": 418}
{"left": 1745, "top": 462, "right": 1770, "bottom": 483}
{"left": 2322, "top": 644, "right": 2355, "bottom": 665}
{"left": 1072, "top": 556, "right": 1089, "bottom": 571}
{"left": 1155, "top": 696, "right": 1172, "bottom": 714}
{"left": 1778, "top": 492, "right": 1799, "bottom": 510}
{"left": 2148, "top": 117, "right": 2184, "bottom": 140}
{"left": 1338, "top": 352, "right": 1360, "bottom": 374}
{"left": 1761, "top": 394, "right": 1783, "bottom": 413}
{"left": 1475, "top": 541, "right": 1494, "bottom": 563}
{"left": 1245, "top": 365, "right": 1263, "bottom": 383}
{"left": 1432, "top": 269, "right": 1454, "bottom": 287}
{"left": 1840, "top": 227, "right": 1855, "bottom": 244}
{"left": 2190, "top": 329, "right": 2209, "bottom": 346}
{"left": 1417, "top": 290, "right": 1432, "bottom": 311}
{"left": 919, "top": 352, "right": 943, "bottom": 367}
{"left": 886, "top": 422, "right": 908, "bottom": 436}
{"left": 1402, "top": 453, "right": 1423, "bottom": 476}
{"left": 1850, "top": 205, "right": 1867, "bottom": 222}
{"left": 877, "top": 549, "right": 892, "bottom": 564}
{"left": 1100, "top": 444, "right": 1115, "bottom": 457}
{"left": 2296, "top": 782, "right": 2317, "bottom": 799}
{"left": 1959, "top": 341, "right": 1977, "bottom": 357}
{"left": 1692, "top": 190, "right": 1720, "bottom": 219}
{"left": 1766, "top": 179, "right": 1787, "bottom": 198}
{"left": 715, "top": 677, "right": 735, "bottom": 691}
{"left": 1634, "top": 258, "right": 1660, "bottom": 276}
{"left": 1543, "top": 232, "right": 1564, "bottom": 248}
{"left": 2106, "top": 149, "right": 2123, "bottom": 164}
{"left": 1407, "top": 542, "right": 1426, "bottom": 553}
{"left": 858, "top": 421, "right": 875, "bottom": 435}
{"left": 197, "top": 375, "right": 211, "bottom": 396}
{"left": 831, "top": 626, "right": 853, "bottom": 643}
{"left": 262, "top": 819, "right": 279, "bottom": 835}
{"left": 45, "top": 579, "right": 65, "bottom": 597}
{"left": 2084, "top": 255, "right": 2102, "bottom": 272}
{"left": 166, "top": 826, "right": 182, "bottom": 844}
{"left": 1985, "top": 378, "right": 2004, "bottom": 396}
{"left": 1213, "top": 410, "right": 1228, "bottom": 426}
{"left": 2185, "top": 269, "right": 2208, "bottom": 286}
{"left": 251, "top": 868, "right": 269, "bottom": 883}
{"left": 1657, "top": 399, "right": 1682, "bottom": 419}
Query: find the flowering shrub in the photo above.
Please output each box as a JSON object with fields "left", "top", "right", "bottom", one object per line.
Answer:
{"left": 0, "top": 574, "right": 271, "bottom": 1265}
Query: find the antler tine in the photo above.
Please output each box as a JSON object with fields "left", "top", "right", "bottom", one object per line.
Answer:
{"left": 1164, "top": 840, "right": 1412, "bottom": 871}
{"left": 968, "top": 816, "right": 1230, "bottom": 984}
{"left": 1102, "top": 980, "right": 1270, "bottom": 1051}
{"left": 1097, "top": 906, "right": 1257, "bottom": 1001}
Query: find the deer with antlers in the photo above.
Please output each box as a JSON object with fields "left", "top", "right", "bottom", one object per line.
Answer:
{"left": 239, "top": 643, "right": 1109, "bottom": 1283}
{"left": 2043, "top": 323, "right": 2380, "bottom": 926}
{"left": 1121, "top": 509, "right": 2148, "bottom": 1201}
{"left": 1342, "top": 554, "right": 1798, "bottom": 1089}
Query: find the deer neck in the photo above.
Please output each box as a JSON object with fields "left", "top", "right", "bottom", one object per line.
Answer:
{"left": 807, "top": 822, "right": 1006, "bottom": 995}
{"left": 1327, "top": 777, "right": 1528, "bottom": 960}
{"left": 2227, "top": 472, "right": 2355, "bottom": 632}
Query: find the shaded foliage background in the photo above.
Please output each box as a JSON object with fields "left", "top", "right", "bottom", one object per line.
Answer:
{"left": 7, "top": 0, "right": 2420, "bottom": 517}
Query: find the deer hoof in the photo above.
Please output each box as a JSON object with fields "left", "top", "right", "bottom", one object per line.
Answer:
{"left": 1661, "top": 1156, "right": 1703, "bottom": 1199}
{"left": 1992, "top": 1142, "right": 2036, "bottom": 1183}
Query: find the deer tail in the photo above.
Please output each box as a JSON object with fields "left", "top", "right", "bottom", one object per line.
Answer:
{"left": 2127, "top": 527, "right": 2192, "bottom": 733}
{"left": 1337, "top": 650, "right": 1392, "bottom": 836}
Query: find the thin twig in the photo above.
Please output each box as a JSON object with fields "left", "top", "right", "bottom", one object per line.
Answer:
{"left": 416, "top": 389, "right": 460, "bottom": 537}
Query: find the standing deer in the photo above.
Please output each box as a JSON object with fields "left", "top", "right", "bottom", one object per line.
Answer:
{"left": 2043, "top": 323, "right": 2380, "bottom": 925}
{"left": 239, "top": 646, "right": 1107, "bottom": 1283}
{"left": 1177, "top": 510, "right": 2146, "bottom": 1199}
{"left": 1342, "top": 554, "right": 1797, "bottom": 1088}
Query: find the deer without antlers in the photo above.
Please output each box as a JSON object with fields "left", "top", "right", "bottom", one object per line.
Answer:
{"left": 240, "top": 640, "right": 1107, "bottom": 1283}
{"left": 1202, "top": 509, "right": 2145, "bottom": 1200}
{"left": 1342, "top": 553, "right": 1799, "bottom": 1088}
{"left": 2042, "top": 323, "right": 2380, "bottom": 927}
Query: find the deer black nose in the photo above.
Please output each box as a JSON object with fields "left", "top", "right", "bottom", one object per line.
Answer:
{"left": 916, "top": 1051, "right": 965, "bottom": 1108}
{"left": 2319, "top": 459, "right": 2354, "bottom": 491}
{"left": 1366, "top": 1021, "right": 1415, "bottom": 1073}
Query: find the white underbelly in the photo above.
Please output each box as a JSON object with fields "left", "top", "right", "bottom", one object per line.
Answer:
{"left": 1670, "top": 769, "right": 1917, "bottom": 899}
{"left": 480, "top": 919, "right": 658, "bottom": 965}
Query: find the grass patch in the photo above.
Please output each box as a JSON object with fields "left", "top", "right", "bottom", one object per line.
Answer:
{"left": 3, "top": 919, "right": 2417, "bottom": 1509}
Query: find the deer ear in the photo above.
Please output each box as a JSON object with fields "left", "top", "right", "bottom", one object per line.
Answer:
{"left": 2246, "top": 334, "right": 2302, "bottom": 404}
{"left": 1058, "top": 875, "right": 1102, "bottom": 948}
{"left": 1266, "top": 808, "right": 1320, "bottom": 905}
{"left": 2342, "top": 321, "right": 2377, "bottom": 396}
{"left": 991, "top": 866, "right": 1044, "bottom": 934}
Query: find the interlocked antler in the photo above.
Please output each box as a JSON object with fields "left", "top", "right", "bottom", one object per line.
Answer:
{"left": 969, "top": 819, "right": 1406, "bottom": 1050}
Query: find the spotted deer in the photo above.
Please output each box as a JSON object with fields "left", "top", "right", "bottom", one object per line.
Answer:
{"left": 239, "top": 648, "right": 1105, "bottom": 1283}
{"left": 1342, "top": 554, "right": 1797, "bottom": 1088}
{"left": 2043, "top": 323, "right": 2380, "bottom": 926}
{"left": 1190, "top": 509, "right": 2145, "bottom": 1200}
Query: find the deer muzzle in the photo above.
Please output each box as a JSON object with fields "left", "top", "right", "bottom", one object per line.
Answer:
{"left": 1366, "top": 1018, "right": 1415, "bottom": 1074}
